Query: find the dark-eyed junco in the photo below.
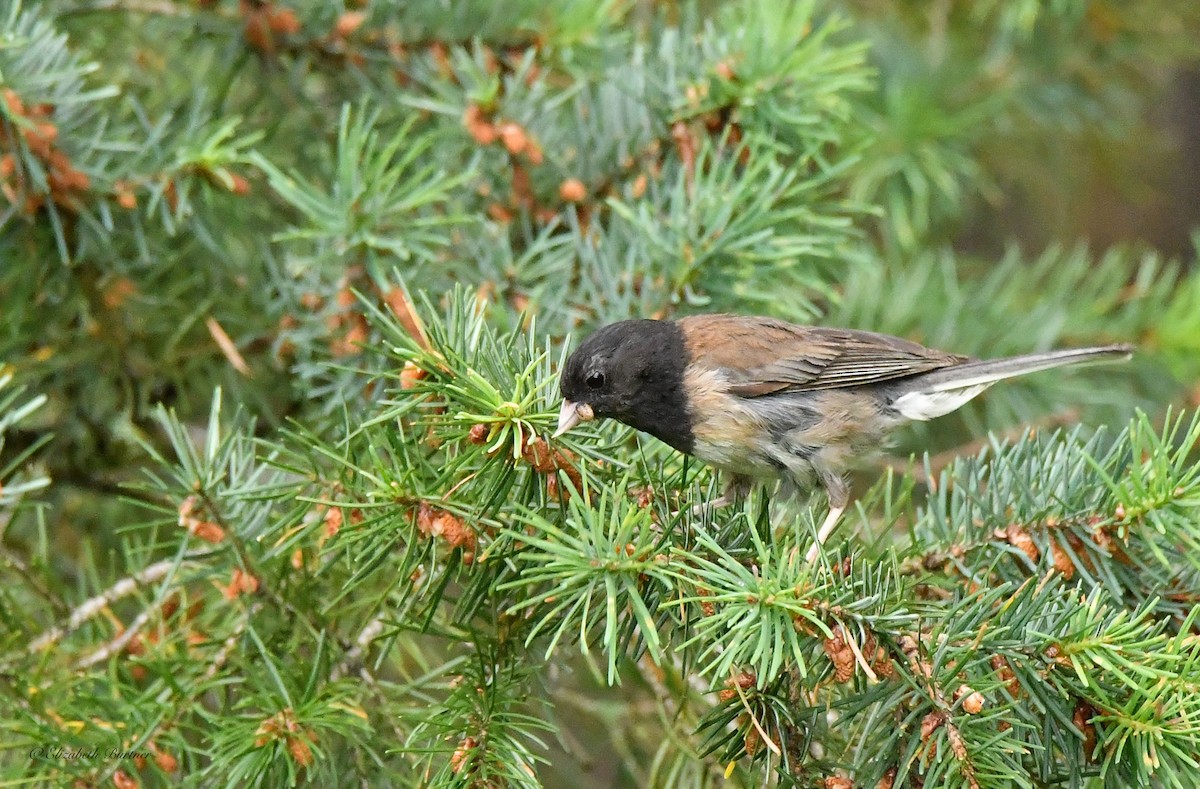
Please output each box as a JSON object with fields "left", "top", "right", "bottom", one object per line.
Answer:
{"left": 554, "top": 314, "right": 1133, "bottom": 561}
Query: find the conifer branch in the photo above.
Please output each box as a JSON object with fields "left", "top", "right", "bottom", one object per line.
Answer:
{"left": 15, "top": 554, "right": 206, "bottom": 662}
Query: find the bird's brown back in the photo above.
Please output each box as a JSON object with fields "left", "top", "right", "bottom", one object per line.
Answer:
{"left": 678, "top": 314, "right": 970, "bottom": 397}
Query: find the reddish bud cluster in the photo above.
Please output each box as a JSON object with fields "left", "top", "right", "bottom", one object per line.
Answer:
{"left": 717, "top": 670, "right": 756, "bottom": 701}
{"left": 299, "top": 276, "right": 432, "bottom": 362}
{"left": 520, "top": 436, "right": 556, "bottom": 473}
{"left": 150, "top": 741, "right": 178, "bottom": 773}
{"left": 255, "top": 707, "right": 316, "bottom": 768}
{"left": 990, "top": 655, "right": 1020, "bottom": 697}
{"left": 899, "top": 634, "right": 934, "bottom": 680}
{"left": 383, "top": 287, "right": 430, "bottom": 349}
{"left": 1, "top": 89, "right": 90, "bottom": 215}
{"left": 1074, "top": 699, "right": 1098, "bottom": 759}
{"left": 630, "top": 172, "right": 648, "bottom": 198}
{"left": 1049, "top": 538, "right": 1074, "bottom": 579}
{"left": 113, "top": 180, "right": 138, "bottom": 210}
{"left": 178, "top": 495, "right": 226, "bottom": 544}
{"left": 241, "top": 1, "right": 301, "bottom": 54}
{"left": 743, "top": 725, "right": 761, "bottom": 756}
{"left": 327, "top": 285, "right": 369, "bottom": 357}
{"left": 123, "top": 595, "right": 209, "bottom": 682}
{"left": 558, "top": 177, "right": 586, "bottom": 202}
{"left": 416, "top": 502, "right": 477, "bottom": 563}
{"left": 628, "top": 485, "right": 654, "bottom": 509}
{"left": 1090, "top": 517, "right": 1132, "bottom": 564}
{"left": 462, "top": 105, "right": 544, "bottom": 165}
{"left": 522, "top": 437, "right": 583, "bottom": 497}
{"left": 461, "top": 103, "right": 588, "bottom": 225}
{"left": 220, "top": 568, "right": 260, "bottom": 600}
{"left": 450, "top": 735, "right": 478, "bottom": 774}
{"left": 323, "top": 506, "right": 343, "bottom": 540}
{"left": 953, "top": 684, "right": 985, "bottom": 714}
{"left": 400, "top": 361, "right": 427, "bottom": 390}
{"left": 102, "top": 277, "right": 138, "bottom": 310}
{"left": 283, "top": 279, "right": 360, "bottom": 362}
{"left": 920, "top": 710, "right": 946, "bottom": 741}
{"left": 996, "top": 523, "right": 1040, "bottom": 564}
{"left": 861, "top": 631, "right": 895, "bottom": 679}
{"left": 428, "top": 41, "right": 452, "bottom": 79}
{"left": 462, "top": 104, "right": 498, "bottom": 145}
{"left": 823, "top": 625, "right": 855, "bottom": 683}
{"left": 197, "top": 165, "right": 251, "bottom": 195}
{"left": 333, "top": 11, "right": 366, "bottom": 39}
{"left": 671, "top": 121, "right": 696, "bottom": 194}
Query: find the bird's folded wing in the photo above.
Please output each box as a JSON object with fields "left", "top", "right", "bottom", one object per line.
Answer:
{"left": 679, "top": 315, "right": 969, "bottom": 397}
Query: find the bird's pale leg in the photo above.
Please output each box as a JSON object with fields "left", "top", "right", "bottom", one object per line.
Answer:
{"left": 803, "top": 468, "right": 849, "bottom": 564}
{"left": 804, "top": 504, "right": 845, "bottom": 563}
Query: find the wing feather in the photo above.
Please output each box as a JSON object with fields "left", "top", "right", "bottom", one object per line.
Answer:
{"left": 678, "top": 315, "right": 969, "bottom": 397}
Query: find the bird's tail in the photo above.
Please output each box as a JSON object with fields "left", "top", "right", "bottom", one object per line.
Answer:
{"left": 891, "top": 344, "right": 1133, "bottom": 421}
{"left": 913, "top": 345, "right": 1134, "bottom": 392}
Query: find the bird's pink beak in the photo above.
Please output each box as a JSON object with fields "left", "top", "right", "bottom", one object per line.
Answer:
{"left": 553, "top": 400, "right": 594, "bottom": 437}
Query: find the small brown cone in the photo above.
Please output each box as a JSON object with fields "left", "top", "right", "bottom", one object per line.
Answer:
{"left": 559, "top": 178, "right": 586, "bottom": 202}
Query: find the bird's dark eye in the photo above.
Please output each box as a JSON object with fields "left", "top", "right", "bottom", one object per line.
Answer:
{"left": 585, "top": 371, "right": 605, "bottom": 390}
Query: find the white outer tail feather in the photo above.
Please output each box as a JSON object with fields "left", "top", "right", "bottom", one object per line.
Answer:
{"left": 891, "top": 344, "right": 1133, "bottom": 422}
{"left": 893, "top": 385, "right": 990, "bottom": 421}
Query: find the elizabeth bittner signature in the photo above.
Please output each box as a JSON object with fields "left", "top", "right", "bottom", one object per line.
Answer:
{"left": 29, "top": 746, "right": 150, "bottom": 761}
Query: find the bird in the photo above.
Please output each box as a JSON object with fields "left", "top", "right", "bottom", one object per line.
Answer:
{"left": 552, "top": 314, "right": 1133, "bottom": 562}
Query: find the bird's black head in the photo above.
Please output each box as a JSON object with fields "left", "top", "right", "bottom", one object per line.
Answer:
{"left": 556, "top": 319, "right": 693, "bottom": 453}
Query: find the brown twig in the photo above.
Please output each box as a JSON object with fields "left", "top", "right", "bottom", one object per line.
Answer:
{"left": 73, "top": 608, "right": 154, "bottom": 670}
{"left": 11, "top": 554, "right": 205, "bottom": 666}
{"left": 57, "top": 0, "right": 212, "bottom": 16}
{"left": 899, "top": 635, "right": 982, "bottom": 789}
{"left": 93, "top": 601, "right": 263, "bottom": 786}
